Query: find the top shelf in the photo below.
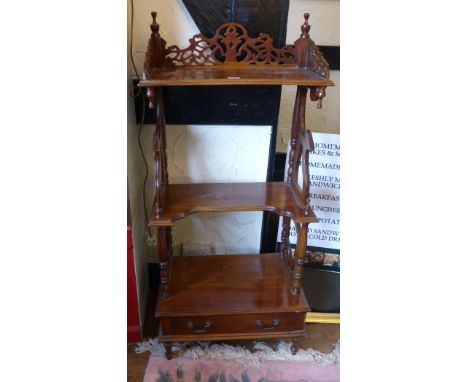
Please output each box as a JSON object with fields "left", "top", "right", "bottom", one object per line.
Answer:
{"left": 139, "top": 66, "right": 334, "bottom": 87}
{"left": 139, "top": 13, "right": 334, "bottom": 88}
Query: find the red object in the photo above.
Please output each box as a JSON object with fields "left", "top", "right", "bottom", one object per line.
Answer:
{"left": 127, "top": 226, "right": 142, "bottom": 343}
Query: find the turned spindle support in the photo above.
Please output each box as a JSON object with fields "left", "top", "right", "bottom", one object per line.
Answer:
{"left": 280, "top": 216, "right": 292, "bottom": 263}
{"left": 291, "top": 223, "right": 309, "bottom": 295}
{"left": 157, "top": 227, "right": 170, "bottom": 299}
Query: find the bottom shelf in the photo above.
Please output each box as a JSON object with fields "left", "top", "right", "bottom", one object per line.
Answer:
{"left": 157, "top": 254, "right": 310, "bottom": 317}
{"left": 157, "top": 254, "right": 310, "bottom": 342}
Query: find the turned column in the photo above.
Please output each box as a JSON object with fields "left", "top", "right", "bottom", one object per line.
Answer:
{"left": 291, "top": 222, "right": 309, "bottom": 295}
{"left": 280, "top": 216, "right": 291, "bottom": 262}
{"left": 157, "top": 227, "right": 170, "bottom": 299}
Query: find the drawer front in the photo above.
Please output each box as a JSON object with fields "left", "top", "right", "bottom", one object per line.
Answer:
{"left": 161, "top": 312, "right": 305, "bottom": 336}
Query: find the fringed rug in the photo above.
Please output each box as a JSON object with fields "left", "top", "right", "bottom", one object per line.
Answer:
{"left": 136, "top": 339, "right": 339, "bottom": 382}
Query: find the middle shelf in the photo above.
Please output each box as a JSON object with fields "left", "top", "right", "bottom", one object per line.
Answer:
{"left": 149, "top": 182, "right": 318, "bottom": 226}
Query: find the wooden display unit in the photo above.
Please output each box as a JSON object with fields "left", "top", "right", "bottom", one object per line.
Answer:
{"left": 138, "top": 12, "right": 334, "bottom": 359}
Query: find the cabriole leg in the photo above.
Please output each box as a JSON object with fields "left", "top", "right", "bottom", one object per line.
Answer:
{"left": 164, "top": 343, "right": 173, "bottom": 360}
{"left": 291, "top": 337, "right": 300, "bottom": 355}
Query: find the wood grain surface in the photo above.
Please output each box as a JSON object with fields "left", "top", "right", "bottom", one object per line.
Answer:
{"left": 140, "top": 65, "right": 333, "bottom": 87}
{"left": 157, "top": 254, "right": 310, "bottom": 316}
{"left": 149, "top": 182, "right": 319, "bottom": 226}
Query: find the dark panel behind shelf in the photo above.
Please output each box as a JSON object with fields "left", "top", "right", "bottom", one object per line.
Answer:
{"left": 260, "top": 153, "right": 286, "bottom": 253}
{"left": 181, "top": 0, "right": 232, "bottom": 36}
{"left": 134, "top": 85, "right": 282, "bottom": 126}
{"left": 165, "top": 86, "right": 281, "bottom": 125}
{"left": 231, "top": 0, "right": 289, "bottom": 47}
{"left": 272, "top": 152, "right": 287, "bottom": 181}
{"left": 182, "top": 0, "right": 289, "bottom": 46}
{"left": 318, "top": 46, "right": 340, "bottom": 70}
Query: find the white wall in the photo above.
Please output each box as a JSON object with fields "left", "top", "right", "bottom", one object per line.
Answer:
{"left": 127, "top": 0, "right": 148, "bottom": 330}
{"left": 127, "top": 79, "right": 149, "bottom": 330}
{"left": 286, "top": 0, "right": 340, "bottom": 46}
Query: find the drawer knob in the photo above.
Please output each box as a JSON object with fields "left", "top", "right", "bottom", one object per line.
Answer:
{"left": 256, "top": 319, "right": 280, "bottom": 330}
{"left": 187, "top": 321, "right": 212, "bottom": 333}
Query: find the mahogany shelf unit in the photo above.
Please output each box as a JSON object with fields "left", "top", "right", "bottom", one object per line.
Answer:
{"left": 138, "top": 12, "right": 334, "bottom": 359}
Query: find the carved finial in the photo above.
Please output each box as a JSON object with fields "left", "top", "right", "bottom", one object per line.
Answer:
{"left": 301, "top": 13, "right": 311, "bottom": 37}
{"left": 150, "top": 11, "right": 159, "bottom": 35}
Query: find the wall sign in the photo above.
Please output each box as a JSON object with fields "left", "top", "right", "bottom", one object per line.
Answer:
{"left": 278, "top": 132, "right": 340, "bottom": 251}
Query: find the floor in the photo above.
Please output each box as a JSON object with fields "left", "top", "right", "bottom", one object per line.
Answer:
{"left": 128, "top": 290, "right": 340, "bottom": 382}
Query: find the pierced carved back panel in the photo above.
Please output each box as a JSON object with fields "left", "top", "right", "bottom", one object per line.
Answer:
{"left": 164, "top": 23, "right": 296, "bottom": 66}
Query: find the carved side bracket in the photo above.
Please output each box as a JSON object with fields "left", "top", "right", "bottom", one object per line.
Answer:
{"left": 290, "top": 129, "right": 314, "bottom": 216}
{"left": 288, "top": 87, "right": 315, "bottom": 216}
{"left": 150, "top": 87, "right": 168, "bottom": 219}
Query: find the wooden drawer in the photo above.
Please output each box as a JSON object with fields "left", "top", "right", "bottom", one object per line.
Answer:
{"left": 160, "top": 312, "right": 306, "bottom": 337}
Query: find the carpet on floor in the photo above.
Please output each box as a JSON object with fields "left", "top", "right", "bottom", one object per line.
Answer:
{"left": 136, "top": 339, "right": 340, "bottom": 382}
